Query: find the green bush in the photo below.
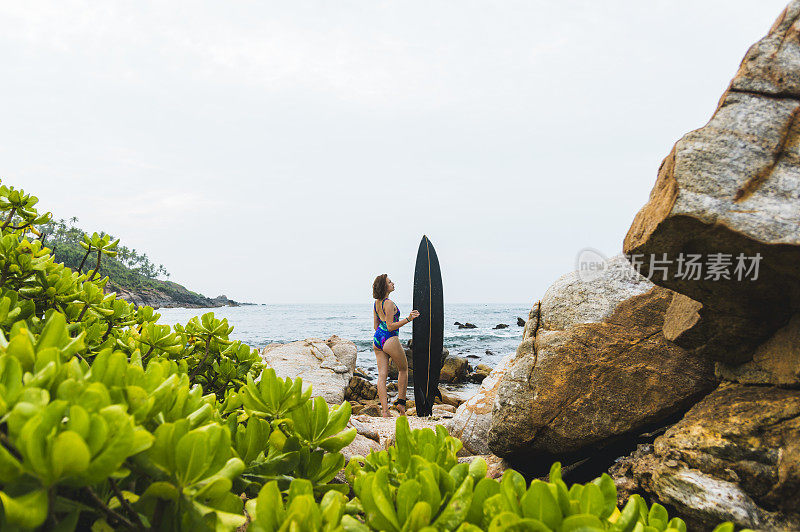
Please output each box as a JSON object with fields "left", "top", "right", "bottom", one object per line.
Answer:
{"left": 0, "top": 181, "right": 353, "bottom": 530}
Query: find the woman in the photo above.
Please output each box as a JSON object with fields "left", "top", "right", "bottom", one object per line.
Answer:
{"left": 373, "top": 274, "right": 420, "bottom": 417}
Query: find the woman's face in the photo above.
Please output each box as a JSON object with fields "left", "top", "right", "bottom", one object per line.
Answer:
{"left": 386, "top": 278, "right": 395, "bottom": 294}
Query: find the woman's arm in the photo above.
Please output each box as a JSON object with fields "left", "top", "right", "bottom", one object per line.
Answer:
{"left": 385, "top": 300, "right": 413, "bottom": 332}
{"left": 373, "top": 302, "right": 379, "bottom": 330}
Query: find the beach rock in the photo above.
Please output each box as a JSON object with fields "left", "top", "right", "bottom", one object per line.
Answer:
{"left": 485, "top": 350, "right": 495, "bottom": 356}
{"left": 612, "top": 383, "right": 800, "bottom": 529}
{"left": 468, "top": 363, "right": 492, "bottom": 383}
{"left": 517, "top": 317, "right": 525, "bottom": 326}
{"left": 344, "top": 375, "right": 378, "bottom": 401}
{"left": 439, "top": 390, "right": 464, "bottom": 409}
{"left": 439, "top": 356, "right": 470, "bottom": 383}
{"left": 360, "top": 403, "right": 382, "bottom": 417}
{"left": 458, "top": 322, "right": 477, "bottom": 329}
{"left": 354, "top": 367, "right": 371, "bottom": 379}
{"left": 494, "top": 324, "right": 509, "bottom": 329}
{"left": 433, "top": 404, "right": 456, "bottom": 415}
{"left": 340, "top": 433, "right": 382, "bottom": 462}
{"left": 348, "top": 417, "right": 380, "bottom": 443}
{"left": 623, "top": 2, "right": 800, "bottom": 364}
{"left": 716, "top": 313, "right": 800, "bottom": 386}
{"left": 261, "top": 336, "right": 357, "bottom": 404}
{"left": 448, "top": 355, "right": 514, "bottom": 455}
{"left": 489, "top": 257, "right": 715, "bottom": 458}
{"left": 454, "top": 321, "right": 462, "bottom": 326}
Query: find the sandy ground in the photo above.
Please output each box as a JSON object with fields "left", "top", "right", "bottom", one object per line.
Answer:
{"left": 352, "top": 411, "right": 453, "bottom": 448}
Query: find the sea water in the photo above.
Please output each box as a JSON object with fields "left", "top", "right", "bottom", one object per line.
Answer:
{"left": 156, "top": 303, "right": 531, "bottom": 397}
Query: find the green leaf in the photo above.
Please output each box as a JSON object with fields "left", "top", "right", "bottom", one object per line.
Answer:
{"left": 560, "top": 513, "right": 604, "bottom": 531}
{"left": 401, "top": 501, "right": 432, "bottom": 532}
{"left": 579, "top": 483, "right": 605, "bottom": 517}
{"left": 0, "top": 488, "right": 48, "bottom": 528}
{"left": 520, "top": 480, "right": 562, "bottom": 529}
{"left": 710, "top": 524, "right": 735, "bottom": 532}
{"left": 467, "top": 478, "right": 500, "bottom": 525}
{"left": 500, "top": 469, "right": 526, "bottom": 513}
{"left": 51, "top": 430, "right": 91, "bottom": 479}
{"left": 397, "top": 479, "right": 421, "bottom": 525}
{"left": 648, "top": 503, "right": 669, "bottom": 530}
{"left": 0, "top": 443, "right": 23, "bottom": 482}
{"left": 592, "top": 473, "right": 617, "bottom": 519}
{"left": 666, "top": 517, "right": 687, "bottom": 532}
{"left": 432, "top": 476, "right": 474, "bottom": 530}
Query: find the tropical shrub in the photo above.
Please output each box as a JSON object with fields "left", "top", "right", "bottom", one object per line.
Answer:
{"left": 338, "top": 417, "right": 746, "bottom": 532}
{"left": 0, "top": 181, "right": 353, "bottom": 530}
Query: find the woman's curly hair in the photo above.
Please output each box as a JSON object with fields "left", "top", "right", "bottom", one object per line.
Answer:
{"left": 373, "top": 274, "right": 389, "bottom": 300}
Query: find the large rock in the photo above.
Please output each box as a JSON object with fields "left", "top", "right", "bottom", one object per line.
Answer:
{"left": 448, "top": 355, "right": 514, "bottom": 455}
{"left": 623, "top": 2, "right": 800, "bottom": 363}
{"left": 439, "top": 356, "right": 470, "bottom": 383}
{"left": 261, "top": 335, "right": 357, "bottom": 404}
{"left": 612, "top": 383, "right": 800, "bottom": 530}
{"left": 489, "top": 256, "right": 715, "bottom": 458}
{"left": 717, "top": 313, "right": 800, "bottom": 386}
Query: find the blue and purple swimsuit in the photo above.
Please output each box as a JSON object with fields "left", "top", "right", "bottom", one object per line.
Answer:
{"left": 374, "top": 298, "right": 400, "bottom": 349}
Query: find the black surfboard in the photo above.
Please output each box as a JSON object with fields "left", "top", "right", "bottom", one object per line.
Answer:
{"left": 412, "top": 235, "right": 444, "bottom": 417}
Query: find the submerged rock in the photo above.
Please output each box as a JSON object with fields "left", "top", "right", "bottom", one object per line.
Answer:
{"left": 489, "top": 256, "right": 715, "bottom": 458}
{"left": 261, "top": 335, "right": 357, "bottom": 404}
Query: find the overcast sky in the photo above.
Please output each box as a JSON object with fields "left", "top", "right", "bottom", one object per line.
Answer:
{"left": 0, "top": 1, "right": 790, "bottom": 304}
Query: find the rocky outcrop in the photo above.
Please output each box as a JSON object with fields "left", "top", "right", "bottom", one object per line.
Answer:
{"left": 108, "top": 280, "right": 239, "bottom": 309}
{"left": 489, "top": 256, "right": 715, "bottom": 458}
{"left": 448, "top": 355, "right": 514, "bottom": 455}
{"left": 610, "top": 5, "right": 800, "bottom": 527}
{"left": 261, "top": 336, "right": 357, "bottom": 404}
{"left": 611, "top": 383, "right": 800, "bottom": 530}
{"left": 623, "top": 3, "right": 800, "bottom": 363}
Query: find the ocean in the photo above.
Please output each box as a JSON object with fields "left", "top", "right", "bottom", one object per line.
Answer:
{"left": 156, "top": 303, "right": 532, "bottom": 397}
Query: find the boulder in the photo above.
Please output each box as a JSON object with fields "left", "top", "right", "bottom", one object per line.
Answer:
{"left": 494, "top": 324, "right": 509, "bottom": 329}
{"left": 458, "top": 323, "right": 477, "bottom": 329}
{"left": 344, "top": 375, "right": 378, "bottom": 401}
{"left": 623, "top": 2, "right": 800, "bottom": 363}
{"left": 448, "top": 355, "right": 514, "bottom": 455}
{"left": 489, "top": 256, "right": 716, "bottom": 458}
{"left": 611, "top": 383, "right": 800, "bottom": 530}
{"left": 716, "top": 313, "right": 800, "bottom": 386}
{"left": 517, "top": 317, "right": 525, "bottom": 326}
{"left": 260, "top": 335, "right": 357, "bottom": 404}
{"left": 468, "top": 363, "right": 492, "bottom": 383}
{"left": 439, "top": 356, "right": 470, "bottom": 383}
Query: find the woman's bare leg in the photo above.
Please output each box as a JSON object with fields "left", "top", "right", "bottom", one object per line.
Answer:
{"left": 382, "top": 336, "right": 408, "bottom": 415}
{"left": 374, "top": 346, "right": 390, "bottom": 417}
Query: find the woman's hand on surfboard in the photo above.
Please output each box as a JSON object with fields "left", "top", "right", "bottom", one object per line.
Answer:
{"left": 408, "top": 310, "right": 420, "bottom": 321}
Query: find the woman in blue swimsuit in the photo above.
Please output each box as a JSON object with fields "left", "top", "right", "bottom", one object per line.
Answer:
{"left": 373, "top": 274, "right": 419, "bottom": 417}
